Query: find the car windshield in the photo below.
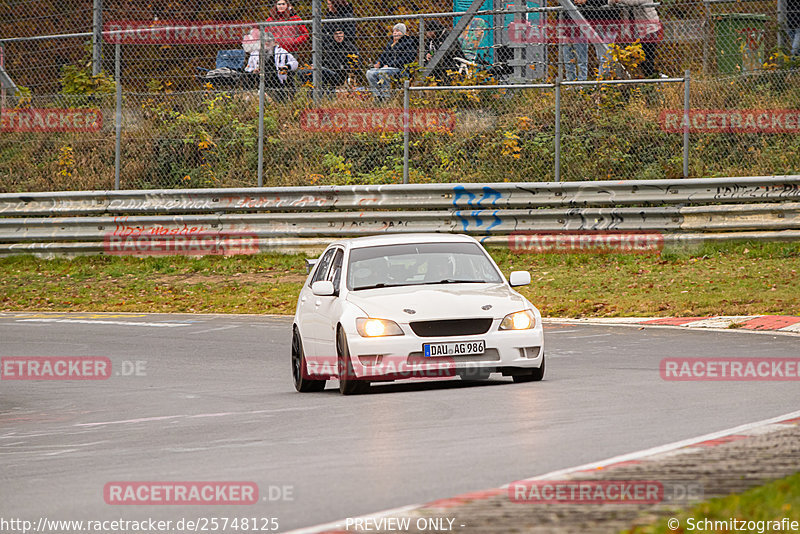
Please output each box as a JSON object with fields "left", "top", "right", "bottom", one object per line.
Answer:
{"left": 347, "top": 242, "right": 504, "bottom": 290}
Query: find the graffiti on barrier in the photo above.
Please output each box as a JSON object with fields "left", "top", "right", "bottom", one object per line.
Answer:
{"left": 111, "top": 217, "right": 210, "bottom": 237}
{"left": 713, "top": 183, "right": 800, "bottom": 201}
{"left": 452, "top": 186, "right": 503, "bottom": 238}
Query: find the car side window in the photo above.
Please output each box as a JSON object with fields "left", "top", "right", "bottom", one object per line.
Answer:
{"left": 327, "top": 249, "right": 344, "bottom": 294}
{"left": 311, "top": 248, "right": 336, "bottom": 285}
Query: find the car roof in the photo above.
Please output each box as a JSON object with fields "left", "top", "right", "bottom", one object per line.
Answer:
{"left": 331, "top": 233, "right": 478, "bottom": 250}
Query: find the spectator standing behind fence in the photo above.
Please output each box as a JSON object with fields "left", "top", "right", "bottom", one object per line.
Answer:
{"left": 302, "top": 25, "right": 359, "bottom": 97}
{"left": 266, "top": 0, "right": 309, "bottom": 55}
{"left": 423, "top": 19, "right": 464, "bottom": 81}
{"left": 564, "top": 0, "right": 622, "bottom": 81}
{"left": 323, "top": 0, "right": 356, "bottom": 39}
{"left": 243, "top": 30, "right": 299, "bottom": 102}
{"left": 788, "top": 0, "right": 800, "bottom": 56}
{"left": 563, "top": 0, "right": 590, "bottom": 81}
{"left": 608, "top": 0, "right": 661, "bottom": 77}
{"left": 366, "top": 23, "right": 416, "bottom": 102}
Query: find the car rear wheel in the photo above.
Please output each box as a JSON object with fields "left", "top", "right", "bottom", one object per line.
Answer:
{"left": 512, "top": 356, "right": 545, "bottom": 383}
{"left": 337, "top": 328, "right": 368, "bottom": 395}
{"left": 292, "top": 328, "right": 326, "bottom": 392}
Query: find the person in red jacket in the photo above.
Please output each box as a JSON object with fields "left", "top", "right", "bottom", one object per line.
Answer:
{"left": 266, "top": 0, "right": 309, "bottom": 55}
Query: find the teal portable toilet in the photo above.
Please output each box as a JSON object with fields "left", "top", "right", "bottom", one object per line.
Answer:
{"left": 454, "top": 0, "right": 495, "bottom": 62}
{"left": 454, "top": 0, "right": 543, "bottom": 67}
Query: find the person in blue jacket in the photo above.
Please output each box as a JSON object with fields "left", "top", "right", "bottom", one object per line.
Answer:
{"left": 366, "top": 23, "right": 416, "bottom": 101}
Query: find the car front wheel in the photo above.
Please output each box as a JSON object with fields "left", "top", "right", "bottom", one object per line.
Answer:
{"left": 511, "top": 356, "right": 545, "bottom": 383}
{"left": 337, "top": 328, "right": 368, "bottom": 395}
{"left": 292, "top": 328, "right": 326, "bottom": 392}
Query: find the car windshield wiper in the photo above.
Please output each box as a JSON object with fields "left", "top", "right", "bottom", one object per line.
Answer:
{"left": 421, "top": 279, "right": 487, "bottom": 285}
{"left": 352, "top": 282, "right": 411, "bottom": 291}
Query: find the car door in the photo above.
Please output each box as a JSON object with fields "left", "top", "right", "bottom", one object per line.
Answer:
{"left": 298, "top": 247, "right": 336, "bottom": 358}
{"left": 313, "top": 248, "right": 345, "bottom": 361}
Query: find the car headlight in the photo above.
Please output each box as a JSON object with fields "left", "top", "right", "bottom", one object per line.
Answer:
{"left": 356, "top": 318, "right": 404, "bottom": 337}
{"left": 499, "top": 310, "right": 536, "bottom": 330}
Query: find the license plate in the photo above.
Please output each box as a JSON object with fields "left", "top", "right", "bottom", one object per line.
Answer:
{"left": 423, "top": 340, "right": 485, "bottom": 357}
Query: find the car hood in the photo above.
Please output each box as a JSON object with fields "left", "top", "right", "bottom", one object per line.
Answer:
{"left": 345, "top": 283, "right": 529, "bottom": 322}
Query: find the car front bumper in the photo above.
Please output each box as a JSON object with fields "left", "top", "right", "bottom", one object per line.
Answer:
{"left": 343, "top": 320, "right": 544, "bottom": 381}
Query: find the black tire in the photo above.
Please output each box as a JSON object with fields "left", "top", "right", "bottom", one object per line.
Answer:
{"left": 337, "top": 328, "right": 368, "bottom": 395}
{"left": 292, "top": 328, "right": 326, "bottom": 392}
{"left": 512, "top": 356, "right": 545, "bottom": 383}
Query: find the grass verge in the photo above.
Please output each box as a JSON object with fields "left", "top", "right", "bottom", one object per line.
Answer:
{"left": 0, "top": 241, "right": 798, "bottom": 317}
{"left": 621, "top": 471, "right": 800, "bottom": 533}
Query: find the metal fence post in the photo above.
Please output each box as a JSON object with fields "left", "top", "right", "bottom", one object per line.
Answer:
{"left": 554, "top": 76, "right": 561, "bottom": 182}
{"left": 312, "top": 0, "right": 321, "bottom": 103}
{"left": 683, "top": 69, "right": 690, "bottom": 179}
{"left": 1, "top": 42, "right": 6, "bottom": 110}
{"left": 403, "top": 80, "right": 410, "bottom": 184}
{"left": 557, "top": 10, "right": 564, "bottom": 81}
{"left": 257, "top": 24, "right": 266, "bottom": 187}
{"left": 114, "top": 42, "right": 121, "bottom": 190}
{"left": 702, "top": 1, "right": 711, "bottom": 74}
{"left": 778, "top": 0, "right": 786, "bottom": 49}
{"left": 418, "top": 18, "right": 426, "bottom": 69}
{"left": 93, "top": 0, "right": 103, "bottom": 75}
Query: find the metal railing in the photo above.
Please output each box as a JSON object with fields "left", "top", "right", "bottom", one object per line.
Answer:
{"left": 1, "top": 176, "right": 798, "bottom": 256}
{"left": 403, "top": 72, "right": 690, "bottom": 183}
{"left": 1, "top": 0, "right": 798, "bottom": 192}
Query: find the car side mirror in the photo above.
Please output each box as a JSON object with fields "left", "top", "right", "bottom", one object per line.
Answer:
{"left": 509, "top": 271, "right": 531, "bottom": 287}
{"left": 305, "top": 258, "right": 318, "bottom": 274}
{"left": 311, "top": 280, "right": 335, "bottom": 296}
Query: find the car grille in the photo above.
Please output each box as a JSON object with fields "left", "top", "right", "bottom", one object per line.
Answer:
{"left": 409, "top": 318, "right": 493, "bottom": 337}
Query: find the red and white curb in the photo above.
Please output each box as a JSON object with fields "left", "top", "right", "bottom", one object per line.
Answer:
{"left": 285, "top": 409, "right": 800, "bottom": 533}
{"left": 546, "top": 315, "right": 800, "bottom": 335}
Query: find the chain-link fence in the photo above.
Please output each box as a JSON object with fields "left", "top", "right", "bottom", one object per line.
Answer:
{"left": 1, "top": 0, "right": 799, "bottom": 192}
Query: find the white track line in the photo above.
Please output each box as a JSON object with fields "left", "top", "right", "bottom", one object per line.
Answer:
{"left": 285, "top": 409, "right": 800, "bottom": 534}
{"left": 16, "top": 318, "right": 192, "bottom": 327}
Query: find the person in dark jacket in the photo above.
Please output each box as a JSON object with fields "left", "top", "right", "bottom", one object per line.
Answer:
{"left": 366, "top": 23, "right": 416, "bottom": 101}
{"left": 323, "top": 0, "right": 356, "bottom": 40}
{"left": 423, "top": 19, "right": 464, "bottom": 81}
{"left": 302, "top": 25, "right": 359, "bottom": 97}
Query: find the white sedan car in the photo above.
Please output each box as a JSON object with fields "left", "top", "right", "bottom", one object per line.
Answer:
{"left": 291, "top": 233, "right": 545, "bottom": 395}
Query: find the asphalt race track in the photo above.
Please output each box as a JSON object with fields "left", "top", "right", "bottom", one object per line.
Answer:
{"left": 1, "top": 312, "right": 798, "bottom": 532}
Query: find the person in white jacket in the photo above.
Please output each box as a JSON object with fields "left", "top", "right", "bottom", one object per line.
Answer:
{"left": 608, "top": 0, "right": 661, "bottom": 78}
{"left": 242, "top": 29, "right": 299, "bottom": 101}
